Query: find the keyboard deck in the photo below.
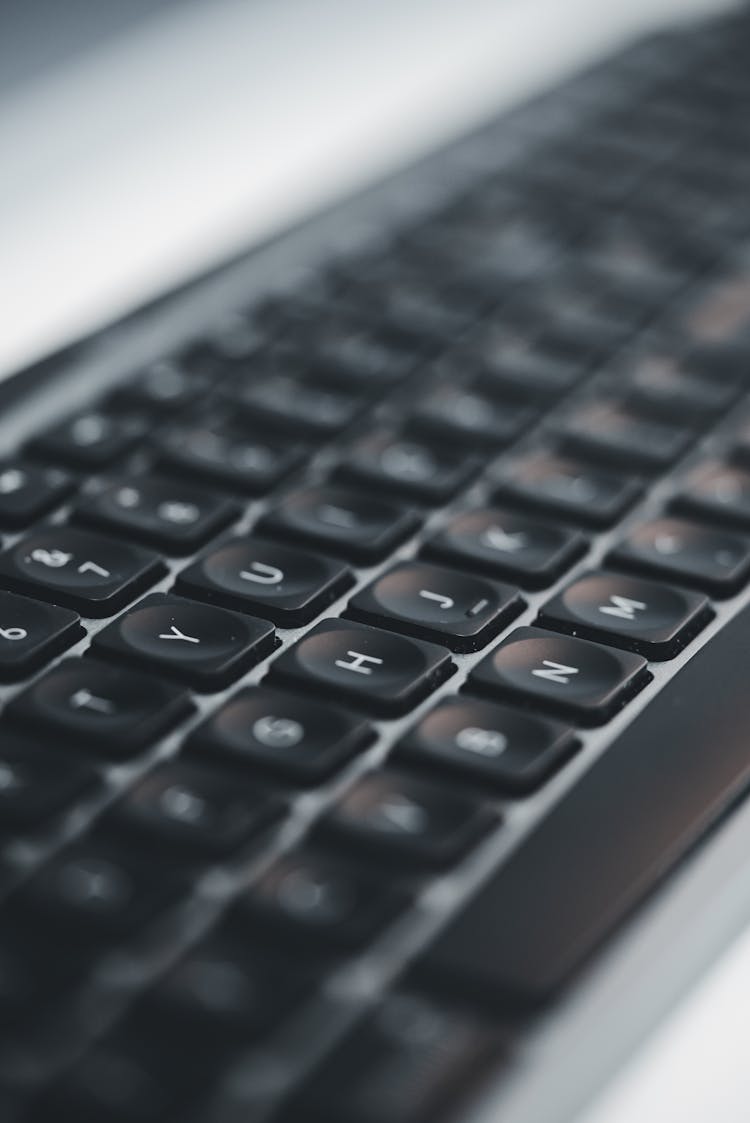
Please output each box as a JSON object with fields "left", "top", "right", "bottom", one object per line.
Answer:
{"left": 3, "top": 7, "right": 750, "bottom": 1122}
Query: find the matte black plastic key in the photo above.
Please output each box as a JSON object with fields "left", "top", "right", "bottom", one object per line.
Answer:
{"left": 27, "top": 410, "right": 148, "bottom": 469}
{"left": 336, "top": 431, "right": 479, "bottom": 504}
{"left": 175, "top": 537, "right": 353, "bottom": 626}
{"left": 469, "top": 626, "right": 649, "bottom": 725}
{"left": 538, "top": 570, "right": 712, "bottom": 658}
{"left": 348, "top": 561, "right": 523, "bottom": 652}
{"left": 92, "top": 593, "right": 276, "bottom": 691}
{"left": 187, "top": 686, "right": 373, "bottom": 785}
{"left": 670, "top": 461, "right": 750, "bottom": 529}
{"left": 156, "top": 420, "right": 305, "bottom": 495}
{"left": 75, "top": 476, "right": 239, "bottom": 555}
{"left": 0, "top": 591, "right": 83, "bottom": 680}
{"left": 555, "top": 398, "right": 693, "bottom": 471}
{"left": 408, "top": 385, "right": 534, "bottom": 448}
{"left": 0, "top": 527, "right": 164, "bottom": 616}
{"left": 493, "top": 451, "right": 641, "bottom": 527}
{"left": 609, "top": 516, "right": 750, "bottom": 596}
{"left": 418, "top": 599, "right": 750, "bottom": 1006}
{"left": 270, "top": 618, "right": 453, "bottom": 717}
{"left": 233, "top": 373, "right": 363, "bottom": 438}
{"left": 108, "top": 361, "right": 207, "bottom": 414}
{"left": 0, "top": 733, "right": 97, "bottom": 832}
{"left": 423, "top": 507, "right": 587, "bottom": 589}
{"left": 0, "top": 461, "right": 74, "bottom": 528}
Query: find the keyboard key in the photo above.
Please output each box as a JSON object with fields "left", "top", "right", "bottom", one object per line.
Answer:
{"left": 318, "top": 769, "right": 496, "bottom": 868}
{"left": 234, "top": 848, "right": 406, "bottom": 948}
{"left": 271, "top": 618, "right": 453, "bottom": 717}
{"left": 493, "top": 451, "right": 641, "bottom": 527}
{"left": 417, "top": 599, "right": 750, "bottom": 1006}
{"left": 234, "top": 373, "right": 363, "bottom": 437}
{"left": 280, "top": 993, "right": 503, "bottom": 1123}
{"left": 259, "top": 486, "right": 420, "bottom": 564}
{"left": 671, "top": 461, "right": 750, "bottom": 529}
{"left": 156, "top": 420, "right": 305, "bottom": 495}
{"left": 110, "top": 760, "right": 282, "bottom": 859}
{"left": 347, "top": 562, "right": 523, "bottom": 652}
{"left": 609, "top": 516, "right": 750, "bottom": 596}
{"left": 0, "top": 591, "right": 82, "bottom": 680}
{"left": 336, "top": 432, "right": 479, "bottom": 504}
{"left": 0, "top": 733, "right": 97, "bottom": 832}
{"left": 175, "top": 537, "right": 353, "bottom": 626}
{"left": 423, "top": 507, "right": 587, "bottom": 589}
{"left": 93, "top": 593, "right": 275, "bottom": 691}
{"left": 7, "top": 659, "right": 192, "bottom": 759}
{"left": 0, "top": 462, "right": 74, "bottom": 528}
{"left": 469, "top": 326, "right": 585, "bottom": 398}
{"left": 188, "top": 686, "right": 372, "bottom": 784}
{"left": 408, "top": 384, "right": 534, "bottom": 448}
{"left": 622, "top": 350, "right": 740, "bottom": 421}
{"left": 108, "top": 361, "right": 207, "bottom": 414}
{"left": 539, "top": 570, "right": 712, "bottom": 658}
{"left": 27, "top": 410, "right": 148, "bottom": 469}
{"left": 75, "top": 476, "right": 239, "bottom": 554}
{"left": 555, "top": 399, "right": 693, "bottom": 470}
{"left": 396, "top": 698, "right": 577, "bottom": 794}
{"left": 468, "top": 626, "right": 649, "bottom": 725}
{"left": 301, "top": 315, "right": 421, "bottom": 389}
{"left": 0, "top": 527, "right": 163, "bottom": 616}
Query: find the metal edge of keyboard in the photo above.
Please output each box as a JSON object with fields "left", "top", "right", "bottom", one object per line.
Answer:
{"left": 1, "top": 10, "right": 749, "bottom": 1123}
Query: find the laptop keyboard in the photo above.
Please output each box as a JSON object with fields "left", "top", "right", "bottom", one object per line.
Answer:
{"left": 3, "top": 8, "right": 750, "bottom": 1122}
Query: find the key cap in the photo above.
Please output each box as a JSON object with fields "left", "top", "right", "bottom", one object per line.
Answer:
{"left": 417, "top": 598, "right": 750, "bottom": 1006}
{"left": 0, "top": 461, "right": 74, "bottom": 528}
{"left": 259, "top": 486, "right": 420, "bottom": 564}
{"left": 318, "top": 768, "right": 496, "bottom": 868}
{"left": 0, "top": 733, "right": 97, "bottom": 832}
{"left": 92, "top": 593, "right": 275, "bottom": 691}
{"left": 396, "top": 698, "right": 577, "bottom": 794}
{"left": 336, "top": 432, "right": 479, "bottom": 504}
{"left": 609, "top": 516, "right": 750, "bottom": 596}
{"left": 187, "top": 686, "right": 373, "bottom": 784}
{"left": 423, "top": 507, "right": 587, "bottom": 589}
{"left": 539, "top": 569, "right": 712, "bottom": 658}
{"left": 347, "top": 562, "right": 523, "bottom": 652}
{"left": 469, "top": 326, "right": 585, "bottom": 398}
{"left": 75, "top": 476, "right": 239, "bottom": 554}
{"left": 111, "top": 760, "right": 282, "bottom": 859}
{"left": 270, "top": 618, "right": 453, "bottom": 717}
{"left": 233, "top": 373, "right": 363, "bottom": 437}
{"left": 0, "top": 591, "right": 83, "bottom": 680}
{"left": 493, "top": 451, "right": 641, "bottom": 527}
{"left": 108, "top": 361, "right": 207, "bottom": 414}
{"left": 622, "top": 350, "right": 740, "bottom": 421}
{"left": 671, "top": 461, "right": 750, "bottom": 529}
{"left": 468, "top": 626, "right": 649, "bottom": 725}
{"left": 27, "top": 410, "right": 148, "bottom": 469}
{"left": 302, "top": 315, "right": 421, "bottom": 389}
{"left": 7, "top": 659, "right": 192, "bottom": 759}
{"left": 555, "top": 398, "right": 693, "bottom": 471}
{"left": 234, "top": 849, "right": 406, "bottom": 948}
{"left": 156, "top": 420, "right": 305, "bottom": 495}
{"left": 0, "top": 527, "right": 163, "bottom": 616}
{"left": 280, "top": 992, "right": 503, "bottom": 1123}
{"left": 175, "top": 537, "right": 353, "bottom": 626}
{"left": 408, "top": 385, "right": 534, "bottom": 448}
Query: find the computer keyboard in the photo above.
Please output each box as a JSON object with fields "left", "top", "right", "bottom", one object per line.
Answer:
{"left": 3, "top": 6, "right": 750, "bottom": 1122}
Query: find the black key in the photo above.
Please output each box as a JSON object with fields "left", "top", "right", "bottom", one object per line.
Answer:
{"left": 188, "top": 686, "right": 372, "bottom": 785}
{"left": 493, "top": 451, "right": 641, "bottom": 527}
{"left": 0, "top": 461, "right": 74, "bottom": 528}
{"left": 469, "top": 327, "right": 585, "bottom": 398}
{"left": 339, "top": 267, "right": 484, "bottom": 342}
{"left": 280, "top": 992, "right": 502, "bottom": 1123}
{"left": 156, "top": 420, "right": 305, "bottom": 495}
{"left": 7, "top": 659, "right": 192, "bottom": 759}
{"left": 336, "top": 432, "right": 479, "bottom": 504}
{"left": 423, "top": 507, "right": 587, "bottom": 589}
{"left": 0, "top": 591, "right": 82, "bottom": 680}
{"left": 623, "top": 350, "right": 740, "bottom": 421}
{"left": 469, "top": 626, "right": 649, "bottom": 726}
{"left": 27, "top": 410, "right": 147, "bottom": 469}
{"left": 539, "top": 570, "right": 712, "bottom": 658}
{"left": 270, "top": 619, "right": 453, "bottom": 717}
{"left": 75, "top": 476, "right": 239, "bottom": 554}
{"left": 259, "top": 486, "right": 420, "bottom": 565}
{"left": 233, "top": 373, "right": 363, "bottom": 437}
{"left": 609, "top": 516, "right": 750, "bottom": 596}
{"left": 110, "top": 760, "right": 282, "bottom": 858}
{"left": 347, "top": 562, "right": 523, "bottom": 652}
{"left": 408, "top": 384, "right": 534, "bottom": 448}
{"left": 175, "top": 537, "right": 353, "bottom": 627}
{"left": 417, "top": 599, "right": 750, "bottom": 1007}
{"left": 671, "top": 461, "right": 750, "bottom": 529}
{"left": 302, "top": 315, "right": 421, "bottom": 389}
{"left": 234, "top": 848, "right": 406, "bottom": 948}
{"left": 396, "top": 698, "right": 577, "bottom": 794}
{"left": 92, "top": 593, "right": 275, "bottom": 691}
{"left": 0, "top": 527, "right": 163, "bottom": 616}
{"left": 109, "top": 361, "right": 206, "bottom": 413}
{"left": 555, "top": 399, "right": 693, "bottom": 471}
{"left": 318, "top": 768, "right": 496, "bottom": 868}
{"left": 0, "top": 733, "right": 96, "bottom": 831}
